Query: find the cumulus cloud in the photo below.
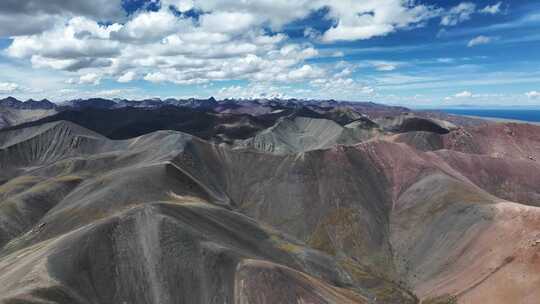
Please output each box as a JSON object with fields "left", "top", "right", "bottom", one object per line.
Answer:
{"left": 6, "top": 13, "right": 302, "bottom": 84}
{"left": 282, "top": 65, "right": 325, "bottom": 82}
{"left": 0, "top": 0, "right": 124, "bottom": 37}
{"left": 118, "top": 71, "right": 136, "bottom": 83}
{"left": 526, "top": 91, "right": 540, "bottom": 99}
{"left": 441, "top": 2, "right": 476, "bottom": 26}
{"left": 0, "top": 82, "right": 20, "bottom": 94}
{"left": 111, "top": 9, "right": 183, "bottom": 42}
{"left": 455, "top": 90, "right": 473, "bottom": 98}
{"left": 200, "top": 11, "right": 257, "bottom": 34}
{"left": 78, "top": 73, "right": 101, "bottom": 85}
{"left": 182, "top": 0, "right": 317, "bottom": 30}
{"left": 467, "top": 35, "right": 492, "bottom": 47}
{"left": 7, "top": 17, "right": 120, "bottom": 60}
{"left": 321, "top": 0, "right": 440, "bottom": 42}
{"left": 480, "top": 2, "right": 503, "bottom": 15}
{"left": 2, "top": 0, "right": 493, "bottom": 97}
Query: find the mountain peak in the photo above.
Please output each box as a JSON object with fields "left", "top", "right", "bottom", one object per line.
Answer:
{"left": 0, "top": 96, "right": 23, "bottom": 107}
{"left": 22, "top": 98, "right": 56, "bottom": 109}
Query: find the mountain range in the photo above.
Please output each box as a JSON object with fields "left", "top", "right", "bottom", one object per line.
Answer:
{"left": 0, "top": 97, "right": 538, "bottom": 304}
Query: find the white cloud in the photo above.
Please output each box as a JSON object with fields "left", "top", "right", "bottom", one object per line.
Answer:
{"left": 468, "top": 35, "right": 492, "bottom": 47}
{"left": 162, "top": 0, "right": 442, "bottom": 43}
{"left": 95, "top": 89, "right": 134, "bottom": 98}
{"left": 0, "top": 82, "right": 20, "bottom": 94}
{"left": 526, "top": 91, "right": 540, "bottom": 99}
{"left": 112, "top": 10, "right": 184, "bottom": 42}
{"left": 369, "top": 61, "right": 401, "bottom": 71}
{"left": 321, "top": 0, "right": 440, "bottom": 42}
{"left": 309, "top": 77, "right": 375, "bottom": 98}
{"left": 78, "top": 73, "right": 101, "bottom": 85}
{"left": 282, "top": 65, "right": 325, "bottom": 82}
{"left": 6, "top": 15, "right": 307, "bottom": 84}
{"left": 200, "top": 11, "right": 257, "bottom": 34}
{"left": 118, "top": 71, "right": 136, "bottom": 83}
{"left": 335, "top": 67, "right": 353, "bottom": 78}
{"left": 308, "top": 64, "right": 375, "bottom": 99}
{"left": 437, "top": 2, "right": 504, "bottom": 36}
{"left": 480, "top": 2, "right": 503, "bottom": 15}
{"left": 4, "top": 0, "right": 517, "bottom": 101}
{"left": 5, "top": 4, "right": 328, "bottom": 87}
{"left": 185, "top": 0, "right": 318, "bottom": 30}
{"left": 361, "top": 86, "right": 375, "bottom": 94}
{"left": 216, "top": 83, "right": 290, "bottom": 99}
{"left": 441, "top": 2, "right": 476, "bottom": 26}
{"left": 455, "top": 90, "right": 473, "bottom": 98}
{"left": 143, "top": 72, "right": 168, "bottom": 83}
{"left": 7, "top": 16, "right": 120, "bottom": 68}
{"left": 55, "top": 87, "right": 144, "bottom": 100}
{"left": 214, "top": 59, "right": 375, "bottom": 101}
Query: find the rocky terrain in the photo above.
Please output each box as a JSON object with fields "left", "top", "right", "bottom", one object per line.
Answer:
{"left": 0, "top": 97, "right": 538, "bottom": 304}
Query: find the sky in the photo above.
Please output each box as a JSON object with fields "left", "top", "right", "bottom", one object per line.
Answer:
{"left": 0, "top": 0, "right": 539, "bottom": 108}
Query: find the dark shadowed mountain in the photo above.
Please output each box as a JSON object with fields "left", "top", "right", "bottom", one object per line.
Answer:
{"left": 0, "top": 97, "right": 413, "bottom": 131}
{"left": 60, "top": 98, "right": 117, "bottom": 109}
{"left": 4, "top": 106, "right": 277, "bottom": 142}
{"left": 0, "top": 97, "right": 56, "bottom": 110}
{"left": 3, "top": 99, "right": 398, "bottom": 143}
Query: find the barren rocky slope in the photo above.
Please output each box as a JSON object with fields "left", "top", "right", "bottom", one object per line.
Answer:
{"left": 0, "top": 100, "right": 538, "bottom": 304}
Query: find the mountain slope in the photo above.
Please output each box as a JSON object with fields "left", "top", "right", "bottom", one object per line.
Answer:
{"left": 0, "top": 103, "right": 539, "bottom": 303}
{"left": 0, "top": 121, "right": 415, "bottom": 304}
{"left": 238, "top": 116, "right": 381, "bottom": 153}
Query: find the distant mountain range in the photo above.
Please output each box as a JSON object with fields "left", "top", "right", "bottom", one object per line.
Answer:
{"left": 0, "top": 96, "right": 414, "bottom": 131}
{"left": 0, "top": 96, "right": 56, "bottom": 110}
{"left": 0, "top": 96, "right": 408, "bottom": 113}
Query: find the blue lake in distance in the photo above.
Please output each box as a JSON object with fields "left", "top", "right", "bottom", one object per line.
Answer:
{"left": 440, "top": 109, "right": 540, "bottom": 122}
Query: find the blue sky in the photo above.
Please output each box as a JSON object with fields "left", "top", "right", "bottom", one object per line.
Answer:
{"left": 0, "top": 0, "right": 539, "bottom": 108}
